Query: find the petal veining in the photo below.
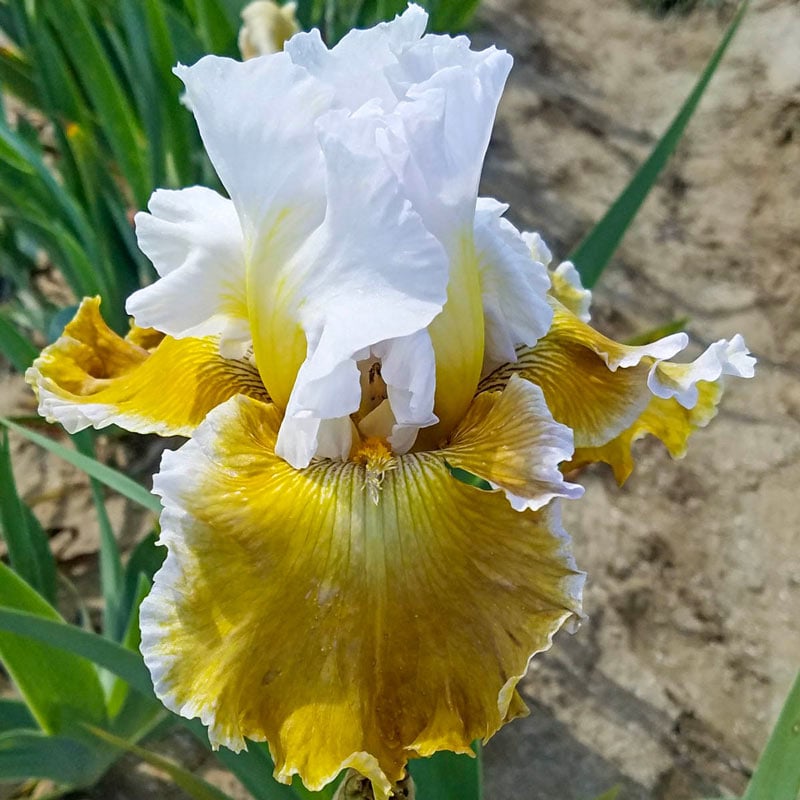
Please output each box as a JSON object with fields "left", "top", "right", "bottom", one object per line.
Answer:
{"left": 128, "top": 187, "right": 250, "bottom": 356}
{"left": 479, "top": 303, "right": 755, "bottom": 477}
{"left": 26, "top": 298, "right": 268, "bottom": 436}
{"left": 444, "top": 374, "right": 583, "bottom": 511}
{"left": 140, "top": 394, "right": 583, "bottom": 798}
{"left": 567, "top": 382, "right": 723, "bottom": 484}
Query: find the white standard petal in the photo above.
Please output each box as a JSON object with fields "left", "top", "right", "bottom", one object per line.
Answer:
{"left": 274, "top": 111, "right": 448, "bottom": 467}
{"left": 127, "top": 188, "right": 249, "bottom": 354}
{"left": 474, "top": 198, "right": 553, "bottom": 371}
{"left": 648, "top": 334, "right": 756, "bottom": 408}
{"left": 176, "top": 54, "right": 334, "bottom": 264}
{"left": 384, "top": 45, "right": 513, "bottom": 247}
{"left": 284, "top": 4, "right": 428, "bottom": 110}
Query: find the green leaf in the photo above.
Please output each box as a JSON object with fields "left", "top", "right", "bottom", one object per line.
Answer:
{"left": 0, "top": 563, "right": 108, "bottom": 735}
{"left": 0, "top": 45, "right": 39, "bottom": 108}
{"left": 625, "top": 317, "right": 690, "bottom": 347}
{"left": 192, "top": 0, "right": 238, "bottom": 53}
{"left": 0, "top": 310, "right": 37, "bottom": 372}
{"left": 0, "top": 730, "right": 98, "bottom": 784}
{"left": 120, "top": 530, "right": 166, "bottom": 634}
{"left": 0, "top": 429, "right": 57, "bottom": 604}
{"left": 0, "top": 607, "right": 303, "bottom": 800}
{"left": 409, "top": 745, "right": 482, "bottom": 800}
{"left": 72, "top": 429, "right": 125, "bottom": 640}
{"left": 444, "top": 460, "right": 493, "bottom": 491}
{"left": 742, "top": 669, "right": 800, "bottom": 800}
{"left": 0, "top": 699, "right": 37, "bottom": 734}
{"left": 0, "top": 416, "right": 161, "bottom": 513}
{"left": 196, "top": 737, "right": 300, "bottom": 800}
{"left": 107, "top": 574, "right": 153, "bottom": 720}
{"left": 84, "top": 725, "right": 237, "bottom": 800}
{"left": 568, "top": 1, "right": 749, "bottom": 287}
{"left": 589, "top": 787, "right": 621, "bottom": 800}
{"left": 45, "top": 0, "right": 150, "bottom": 206}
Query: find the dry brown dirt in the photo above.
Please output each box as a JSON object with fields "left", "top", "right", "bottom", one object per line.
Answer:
{"left": 1, "top": 1, "right": 798, "bottom": 799}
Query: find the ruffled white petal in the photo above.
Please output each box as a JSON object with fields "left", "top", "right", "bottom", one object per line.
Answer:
{"left": 648, "top": 334, "right": 756, "bottom": 409}
{"left": 551, "top": 261, "right": 592, "bottom": 323}
{"left": 522, "top": 232, "right": 592, "bottom": 323}
{"left": 284, "top": 5, "right": 428, "bottom": 110}
{"left": 365, "top": 330, "right": 438, "bottom": 452}
{"left": 127, "top": 188, "right": 249, "bottom": 354}
{"left": 521, "top": 231, "right": 552, "bottom": 267}
{"left": 474, "top": 198, "right": 553, "bottom": 371}
{"left": 275, "top": 110, "right": 448, "bottom": 467}
{"left": 176, "top": 54, "right": 334, "bottom": 262}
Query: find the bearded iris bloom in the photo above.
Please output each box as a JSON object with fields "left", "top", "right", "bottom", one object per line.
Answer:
{"left": 26, "top": 6, "right": 754, "bottom": 798}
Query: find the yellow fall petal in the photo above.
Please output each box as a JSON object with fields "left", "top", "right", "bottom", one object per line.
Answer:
{"left": 140, "top": 393, "right": 583, "bottom": 799}
{"left": 26, "top": 297, "right": 269, "bottom": 436}
{"left": 443, "top": 374, "right": 583, "bottom": 510}
{"left": 478, "top": 303, "right": 679, "bottom": 448}
{"left": 566, "top": 380, "right": 722, "bottom": 484}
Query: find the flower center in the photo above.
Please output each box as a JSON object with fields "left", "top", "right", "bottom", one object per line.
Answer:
{"left": 353, "top": 436, "right": 396, "bottom": 504}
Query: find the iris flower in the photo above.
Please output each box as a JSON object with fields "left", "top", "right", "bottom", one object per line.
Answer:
{"left": 26, "top": 6, "right": 755, "bottom": 798}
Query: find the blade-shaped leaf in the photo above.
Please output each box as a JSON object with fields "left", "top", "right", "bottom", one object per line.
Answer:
{"left": 0, "top": 700, "right": 37, "bottom": 734}
{"left": 0, "top": 563, "right": 107, "bottom": 735}
{"left": 0, "top": 417, "right": 161, "bottom": 513}
{"left": 44, "top": 0, "right": 150, "bottom": 206}
{"left": 0, "top": 730, "right": 98, "bottom": 785}
{"left": 0, "top": 309, "right": 38, "bottom": 372}
{"left": 84, "top": 725, "right": 237, "bottom": 800}
{"left": 107, "top": 574, "right": 154, "bottom": 721}
{"left": 742, "top": 669, "right": 800, "bottom": 800}
{"left": 72, "top": 429, "right": 125, "bottom": 640}
{"left": 0, "top": 429, "right": 57, "bottom": 603}
{"left": 568, "top": 1, "right": 749, "bottom": 287}
{"left": 409, "top": 745, "right": 482, "bottom": 800}
{"left": 0, "top": 607, "right": 303, "bottom": 800}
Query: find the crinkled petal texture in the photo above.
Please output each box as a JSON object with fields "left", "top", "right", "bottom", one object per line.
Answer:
{"left": 480, "top": 301, "right": 755, "bottom": 481}
{"left": 140, "top": 385, "right": 583, "bottom": 800}
{"left": 136, "top": 6, "right": 531, "bottom": 466}
{"left": 129, "top": 187, "right": 251, "bottom": 358}
{"left": 26, "top": 298, "right": 268, "bottom": 436}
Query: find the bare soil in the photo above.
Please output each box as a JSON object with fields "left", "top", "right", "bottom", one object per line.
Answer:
{"left": 1, "top": 1, "right": 798, "bottom": 798}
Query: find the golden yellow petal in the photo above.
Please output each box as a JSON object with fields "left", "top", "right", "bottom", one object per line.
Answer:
{"left": 141, "top": 394, "right": 583, "bottom": 799}
{"left": 478, "top": 303, "right": 669, "bottom": 448}
{"left": 443, "top": 374, "right": 582, "bottom": 510}
{"left": 418, "top": 232, "right": 486, "bottom": 449}
{"left": 26, "top": 297, "right": 269, "bottom": 436}
{"left": 566, "top": 380, "right": 722, "bottom": 484}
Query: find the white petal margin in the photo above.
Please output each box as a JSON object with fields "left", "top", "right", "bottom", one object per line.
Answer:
{"left": 521, "top": 232, "right": 592, "bottom": 323}
{"left": 648, "top": 334, "right": 756, "bottom": 409}
{"left": 521, "top": 231, "right": 553, "bottom": 267}
{"left": 284, "top": 4, "right": 428, "bottom": 111}
{"left": 445, "top": 375, "right": 584, "bottom": 512}
{"left": 275, "top": 111, "right": 448, "bottom": 468}
{"left": 474, "top": 198, "right": 553, "bottom": 371}
{"left": 128, "top": 188, "right": 250, "bottom": 357}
